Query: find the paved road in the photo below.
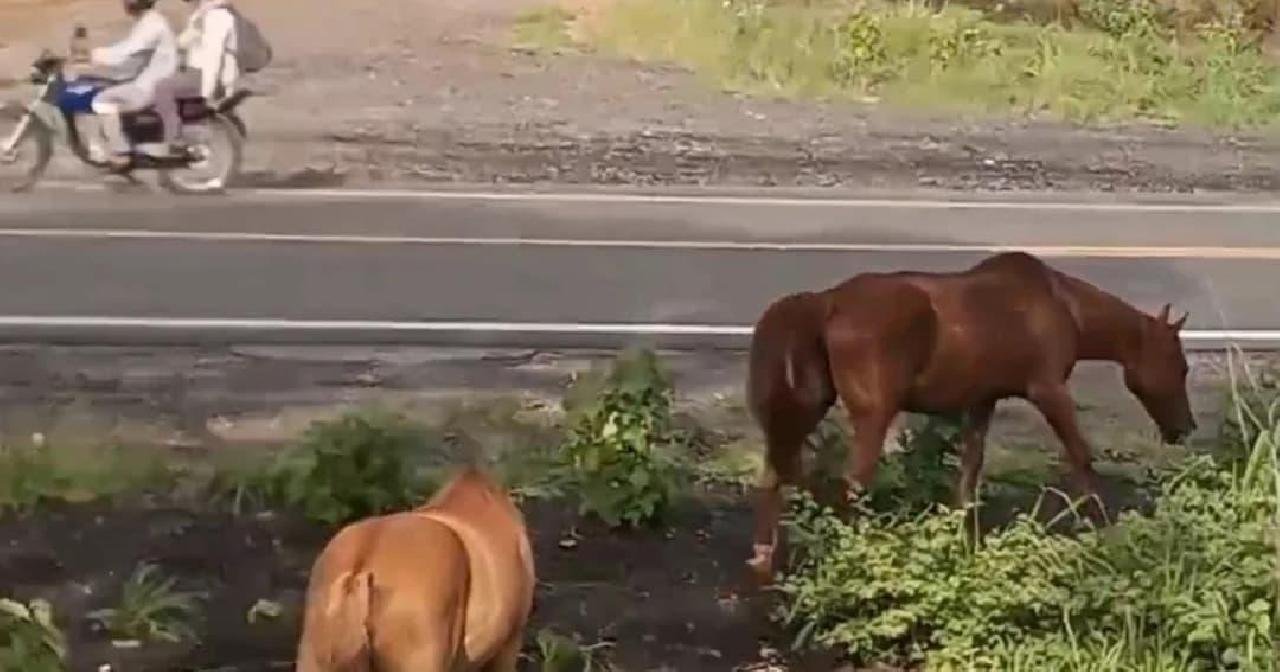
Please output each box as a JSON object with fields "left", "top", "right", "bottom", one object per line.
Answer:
{"left": 2, "top": 187, "right": 1280, "bottom": 349}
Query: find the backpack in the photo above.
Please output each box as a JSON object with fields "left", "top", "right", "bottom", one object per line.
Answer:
{"left": 226, "top": 5, "right": 272, "bottom": 73}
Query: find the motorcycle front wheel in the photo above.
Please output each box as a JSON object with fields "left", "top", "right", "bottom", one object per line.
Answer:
{"left": 157, "top": 113, "right": 242, "bottom": 195}
{"left": 0, "top": 106, "right": 53, "bottom": 193}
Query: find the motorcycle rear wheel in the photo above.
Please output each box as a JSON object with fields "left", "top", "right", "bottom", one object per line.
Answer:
{"left": 157, "top": 113, "right": 242, "bottom": 195}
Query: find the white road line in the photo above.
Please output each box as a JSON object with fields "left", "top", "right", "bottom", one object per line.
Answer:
{"left": 246, "top": 187, "right": 1280, "bottom": 214}
{"left": 24, "top": 181, "right": 1280, "bottom": 213}
{"left": 0, "top": 316, "right": 1273, "bottom": 343}
{"left": 2, "top": 227, "right": 1280, "bottom": 259}
{"left": 0, "top": 317, "right": 751, "bottom": 335}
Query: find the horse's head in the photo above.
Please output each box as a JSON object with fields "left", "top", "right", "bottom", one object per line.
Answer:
{"left": 1124, "top": 303, "right": 1195, "bottom": 444}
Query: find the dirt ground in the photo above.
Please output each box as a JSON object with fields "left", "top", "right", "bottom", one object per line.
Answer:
{"left": 0, "top": 344, "right": 1264, "bottom": 670}
{"left": 0, "top": 494, "right": 782, "bottom": 671}
{"left": 3, "top": 0, "right": 1280, "bottom": 192}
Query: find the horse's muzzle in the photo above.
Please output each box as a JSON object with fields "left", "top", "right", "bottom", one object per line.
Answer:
{"left": 1162, "top": 420, "right": 1195, "bottom": 444}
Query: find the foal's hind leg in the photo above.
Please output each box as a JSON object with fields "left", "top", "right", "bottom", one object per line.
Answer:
{"left": 1028, "top": 382, "right": 1110, "bottom": 526}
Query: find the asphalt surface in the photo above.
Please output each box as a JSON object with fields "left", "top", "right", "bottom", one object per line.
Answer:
{"left": 2, "top": 187, "right": 1279, "bottom": 349}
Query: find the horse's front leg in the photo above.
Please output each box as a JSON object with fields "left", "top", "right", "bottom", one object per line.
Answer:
{"left": 1028, "top": 383, "right": 1111, "bottom": 526}
{"left": 956, "top": 400, "right": 997, "bottom": 539}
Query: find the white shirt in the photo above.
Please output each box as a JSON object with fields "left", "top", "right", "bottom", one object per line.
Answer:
{"left": 90, "top": 9, "right": 178, "bottom": 94}
{"left": 178, "top": 0, "right": 240, "bottom": 100}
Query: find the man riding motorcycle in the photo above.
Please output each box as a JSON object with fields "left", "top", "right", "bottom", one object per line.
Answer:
{"left": 85, "top": 0, "right": 179, "bottom": 168}
{"left": 154, "top": 0, "right": 241, "bottom": 154}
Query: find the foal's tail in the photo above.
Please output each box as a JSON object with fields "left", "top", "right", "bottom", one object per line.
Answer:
{"left": 746, "top": 291, "right": 836, "bottom": 437}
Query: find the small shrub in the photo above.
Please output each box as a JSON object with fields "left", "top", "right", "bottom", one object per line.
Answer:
{"left": 867, "top": 413, "right": 963, "bottom": 514}
{"left": 560, "top": 349, "right": 686, "bottom": 528}
{"left": 88, "top": 563, "right": 202, "bottom": 645}
{"left": 832, "top": 11, "right": 893, "bottom": 90}
{"left": 0, "top": 598, "right": 65, "bottom": 672}
{"left": 533, "top": 627, "right": 615, "bottom": 671}
{"left": 266, "top": 409, "right": 431, "bottom": 526}
{"left": 1076, "top": 0, "right": 1169, "bottom": 39}
{"left": 205, "top": 451, "right": 276, "bottom": 516}
{"left": 929, "top": 14, "right": 1004, "bottom": 70}
{"left": 805, "top": 412, "right": 961, "bottom": 516}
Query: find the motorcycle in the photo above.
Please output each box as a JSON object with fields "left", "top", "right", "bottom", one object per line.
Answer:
{"left": 0, "top": 50, "right": 249, "bottom": 194}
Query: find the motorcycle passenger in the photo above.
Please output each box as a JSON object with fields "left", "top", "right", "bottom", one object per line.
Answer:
{"left": 154, "top": 0, "right": 240, "bottom": 154}
{"left": 86, "top": 0, "right": 179, "bottom": 168}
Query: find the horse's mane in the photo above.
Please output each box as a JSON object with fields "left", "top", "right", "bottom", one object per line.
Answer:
{"left": 1047, "top": 266, "right": 1150, "bottom": 362}
{"left": 422, "top": 464, "right": 504, "bottom": 513}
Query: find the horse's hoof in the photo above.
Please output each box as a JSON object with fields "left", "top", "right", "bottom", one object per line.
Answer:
{"left": 745, "top": 546, "right": 776, "bottom": 588}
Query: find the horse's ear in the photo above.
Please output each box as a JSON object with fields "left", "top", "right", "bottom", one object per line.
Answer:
{"left": 1156, "top": 303, "right": 1172, "bottom": 323}
{"left": 1173, "top": 311, "right": 1189, "bottom": 331}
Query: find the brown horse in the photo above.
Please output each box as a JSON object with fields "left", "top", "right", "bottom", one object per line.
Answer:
{"left": 295, "top": 466, "right": 536, "bottom": 672}
{"left": 745, "top": 251, "right": 1195, "bottom": 584}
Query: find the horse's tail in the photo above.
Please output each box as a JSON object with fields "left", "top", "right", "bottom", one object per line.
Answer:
{"left": 300, "top": 570, "right": 376, "bottom": 672}
{"left": 747, "top": 291, "right": 836, "bottom": 434}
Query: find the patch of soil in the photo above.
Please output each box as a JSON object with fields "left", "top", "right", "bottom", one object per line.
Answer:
{"left": 0, "top": 490, "right": 790, "bottom": 671}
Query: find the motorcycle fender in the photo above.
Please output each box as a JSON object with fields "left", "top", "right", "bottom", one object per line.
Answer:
{"left": 225, "top": 112, "right": 248, "bottom": 139}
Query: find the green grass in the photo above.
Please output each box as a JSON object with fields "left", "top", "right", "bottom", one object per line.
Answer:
{"left": 514, "top": 6, "right": 579, "bottom": 52}
{"left": 525, "top": 0, "right": 1280, "bottom": 129}
{"left": 0, "top": 439, "right": 172, "bottom": 513}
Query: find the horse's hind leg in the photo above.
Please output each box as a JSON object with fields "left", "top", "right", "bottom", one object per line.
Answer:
{"left": 748, "top": 408, "right": 823, "bottom": 585}
{"left": 839, "top": 407, "right": 895, "bottom": 508}
{"left": 826, "top": 346, "right": 906, "bottom": 509}
{"left": 1028, "top": 382, "right": 1110, "bottom": 526}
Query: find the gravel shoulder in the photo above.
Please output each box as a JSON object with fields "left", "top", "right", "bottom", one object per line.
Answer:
{"left": 3, "top": 0, "right": 1280, "bottom": 193}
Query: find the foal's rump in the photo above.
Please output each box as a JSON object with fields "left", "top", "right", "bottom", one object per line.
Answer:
{"left": 298, "top": 514, "right": 471, "bottom": 672}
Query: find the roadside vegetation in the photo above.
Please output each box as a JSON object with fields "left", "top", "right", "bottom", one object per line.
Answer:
{"left": 775, "top": 359, "right": 1280, "bottom": 670}
{"left": 517, "top": 0, "right": 1280, "bottom": 129}
{"left": 0, "top": 439, "right": 171, "bottom": 514}
{"left": 0, "top": 347, "right": 1275, "bottom": 669}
